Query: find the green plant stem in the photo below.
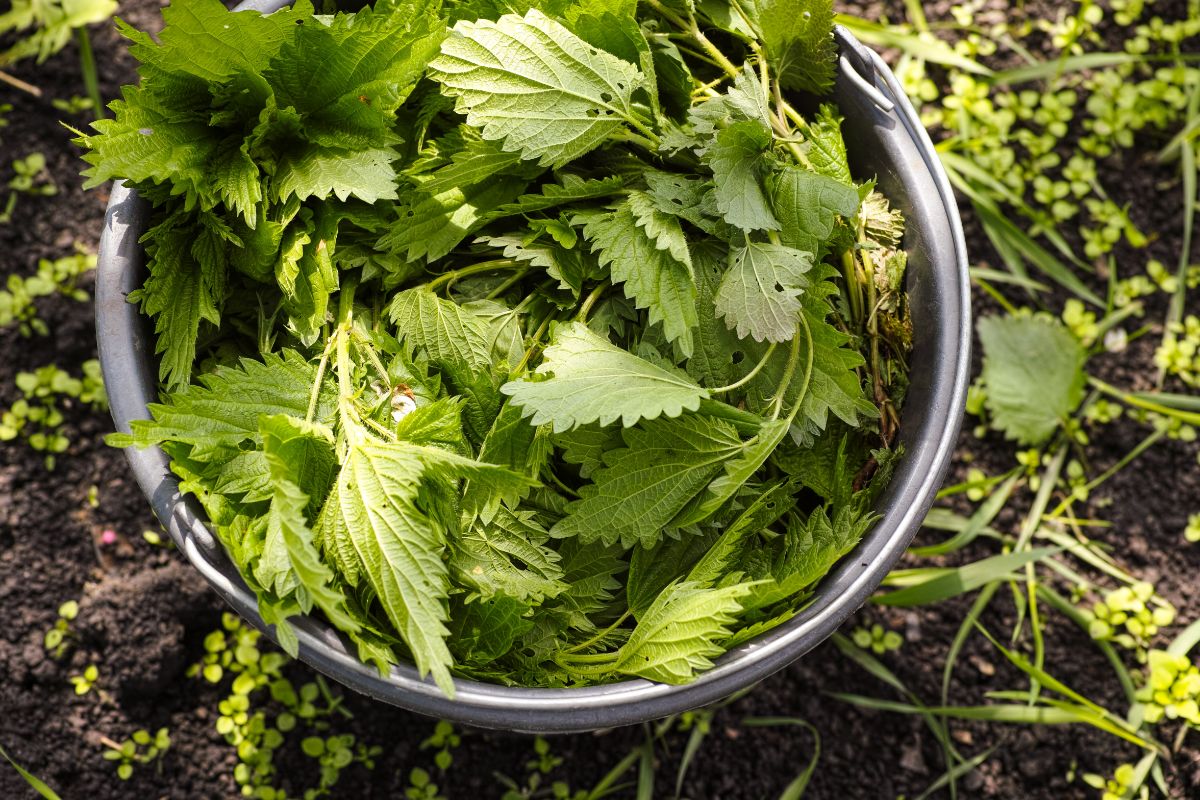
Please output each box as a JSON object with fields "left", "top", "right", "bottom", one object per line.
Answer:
{"left": 1088, "top": 376, "right": 1200, "bottom": 426}
{"left": 305, "top": 335, "right": 337, "bottom": 423}
{"left": 709, "top": 342, "right": 777, "bottom": 394}
{"left": 769, "top": 322, "right": 808, "bottom": 420}
{"left": 75, "top": 28, "right": 103, "bottom": 120}
{"left": 484, "top": 267, "right": 530, "bottom": 300}
{"left": 562, "top": 610, "right": 632, "bottom": 655}
{"left": 644, "top": 0, "right": 741, "bottom": 79}
{"left": 575, "top": 280, "right": 610, "bottom": 323}
{"left": 1047, "top": 428, "right": 1165, "bottom": 519}
{"left": 426, "top": 259, "right": 520, "bottom": 294}
{"left": 0, "top": 69, "right": 41, "bottom": 97}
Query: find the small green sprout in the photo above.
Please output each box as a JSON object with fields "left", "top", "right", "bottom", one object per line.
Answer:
{"left": 0, "top": 152, "right": 57, "bottom": 224}
{"left": 419, "top": 720, "right": 461, "bottom": 771}
{"left": 1082, "top": 762, "right": 1147, "bottom": 800}
{"left": 0, "top": 359, "right": 107, "bottom": 468}
{"left": 43, "top": 600, "right": 77, "bottom": 658}
{"left": 1136, "top": 650, "right": 1200, "bottom": 725}
{"left": 852, "top": 624, "right": 903, "bottom": 655}
{"left": 299, "top": 734, "right": 379, "bottom": 799}
{"left": 51, "top": 95, "right": 95, "bottom": 114}
{"left": 1186, "top": 513, "right": 1200, "bottom": 544}
{"left": 69, "top": 664, "right": 98, "bottom": 695}
{"left": 101, "top": 728, "right": 171, "bottom": 780}
{"left": 0, "top": 252, "right": 94, "bottom": 336}
{"left": 1154, "top": 315, "right": 1200, "bottom": 388}
{"left": 406, "top": 767, "right": 446, "bottom": 800}
{"left": 1062, "top": 299, "right": 1099, "bottom": 346}
{"left": 1086, "top": 583, "right": 1175, "bottom": 658}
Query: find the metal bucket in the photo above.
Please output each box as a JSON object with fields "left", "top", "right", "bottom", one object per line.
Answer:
{"left": 95, "top": 5, "right": 971, "bottom": 734}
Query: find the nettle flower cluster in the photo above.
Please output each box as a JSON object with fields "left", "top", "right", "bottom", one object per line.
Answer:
{"left": 1086, "top": 582, "right": 1175, "bottom": 659}
{"left": 1137, "top": 650, "right": 1200, "bottom": 726}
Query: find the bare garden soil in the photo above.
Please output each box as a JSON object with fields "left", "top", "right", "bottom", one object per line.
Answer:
{"left": 2, "top": 1, "right": 1199, "bottom": 798}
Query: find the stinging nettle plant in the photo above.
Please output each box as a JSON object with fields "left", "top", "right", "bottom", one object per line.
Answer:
{"left": 84, "top": 0, "right": 914, "bottom": 695}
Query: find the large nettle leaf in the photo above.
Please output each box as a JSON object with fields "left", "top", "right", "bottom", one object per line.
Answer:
{"left": 575, "top": 203, "right": 699, "bottom": 355}
{"left": 428, "top": 9, "right": 648, "bottom": 167}
{"left": 501, "top": 322, "right": 708, "bottom": 432}
{"left": 978, "top": 315, "right": 1086, "bottom": 445}
{"left": 316, "top": 437, "right": 535, "bottom": 694}
{"left": 551, "top": 413, "right": 747, "bottom": 548}
{"left": 715, "top": 241, "right": 815, "bottom": 343}
{"left": 610, "top": 579, "right": 755, "bottom": 683}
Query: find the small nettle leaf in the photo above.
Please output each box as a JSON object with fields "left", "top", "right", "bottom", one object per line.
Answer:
{"left": 769, "top": 164, "right": 860, "bottom": 255}
{"left": 110, "top": 349, "right": 335, "bottom": 459}
{"left": 978, "top": 315, "right": 1086, "bottom": 445}
{"left": 481, "top": 233, "right": 603, "bottom": 297}
{"left": 389, "top": 287, "right": 495, "bottom": 375}
{"left": 626, "top": 190, "right": 693, "bottom": 269}
{"left": 803, "top": 104, "right": 852, "bottom": 184}
{"left": 715, "top": 242, "right": 815, "bottom": 343}
{"left": 381, "top": 177, "right": 528, "bottom": 263}
{"left": 705, "top": 120, "right": 781, "bottom": 232}
{"left": 757, "top": 0, "right": 836, "bottom": 95}
{"left": 257, "top": 415, "right": 360, "bottom": 635}
{"left": 428, "top": 9, "right": 646, "bottom": 167}
{"left": 451, "top": 506, "right": 566, "bottom": 603}
{"left": 610, "top": 580, "right": 754, "bottom": 683}
{"left": 501, "top": 322, "right": 708, "bottom": 432}
{"left": 550, "top": 413, "right": 745, "bottom": 549}
{"left": 576, "top": 203, "right": 699, "bottom": 355}
{"left": 479, "top": 174, "right": 626, "bottom": 222}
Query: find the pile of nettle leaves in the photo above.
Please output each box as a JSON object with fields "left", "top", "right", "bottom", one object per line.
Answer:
{"left": 83, "top": 0, "right": 912, "bottom": 694}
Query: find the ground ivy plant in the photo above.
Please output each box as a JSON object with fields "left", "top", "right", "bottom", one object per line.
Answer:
{"left": 84, "top": 0, "right": 911, "bottom": 694}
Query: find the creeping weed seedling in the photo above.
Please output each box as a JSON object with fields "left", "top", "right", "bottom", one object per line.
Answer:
{"left": 0, "top": 252, "right": 95, "bottom": 336}
{"left": 1086, "top": 582, "right": 1175, "bottom": 660}
{"left": 0, "top": 152, "right": 57, "bottom": 224}
{"left": 1136, "top": 650, "right": 1200, "bottom": 726}
{"left": 43, "top": 600, "right": 77, "bottom": 659}
{"left": 419, "top": 721, "right": 460, "bottom": 771}
{"left": 101, "top": 728, "right": 170, "bottom": 780}
{"left": 851, "top": 623, "right": 904, "bottom": 655}
{"left": 1185, "top": 513, "right": 1200, "bottom": 544}
{"left": 405, "top": 768, "right": 446, "bottom": 800}
{"left": 69, "top": 664, "right": 98, "bottom": 695}
{"left": 1082, "top": 762, "right": 1147, "bottom": 800}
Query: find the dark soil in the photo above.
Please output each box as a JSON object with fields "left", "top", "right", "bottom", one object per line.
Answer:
{"left": 2, "top": 1, "right": 1199, "bottom": 799}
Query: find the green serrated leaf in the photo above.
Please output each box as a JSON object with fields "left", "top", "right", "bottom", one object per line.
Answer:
{"left": 611, "top": 580, "right": 753, "bottom": 683}
{"left": 706, "top": 120, "right": 780, "bottom": 232}
{"left": 758, "top": 0, "right": 836, "bottom": 94}
{"left": 452, "top": 506, "right": 566, "bottom": 602}
{"left": 479, "top": 174, "right": 625, "bottom": 222}
{"left": 715, "top": 242, "right": 814, "bottom": 343}
{"left": 978, "top": 315, "right": 1086, "bottom": 445}
{"left": 501, "top": 322, "right": 708, "bottom": 432}
{"left": 769, "top": 164, "right": 860, "bottom": 255}
{"left": 551, "top": 414, "right": 744, "bottom": 548}
{"left": 626, "top": 190, "right": 693, "bottom": 268}
{"left": 429, "top": 9, "right": 646, "bottom": 167}
{"left": 576, "top": 203, "right": 698, "bottom": 355}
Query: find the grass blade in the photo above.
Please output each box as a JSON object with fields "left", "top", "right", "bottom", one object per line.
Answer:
{"left": 743, "top": 717, "right": 820, "bottom": 800}
{"left": 0, "top": 745, "right": 61, "bottom": 800}
{"left": 674, "top": 710, "right": 713, "bottom": 798}
{"left": 910, "top": 473, "right": 1021, "bottom": 557}
{"left": 874, "top": 548, "right": 1056, "bottom": 607}
{"left": 914, "top": 747, "right": 995, "bottom": 800}
{"left": 834, "top": 16, "right": 992, "bottom": 75}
